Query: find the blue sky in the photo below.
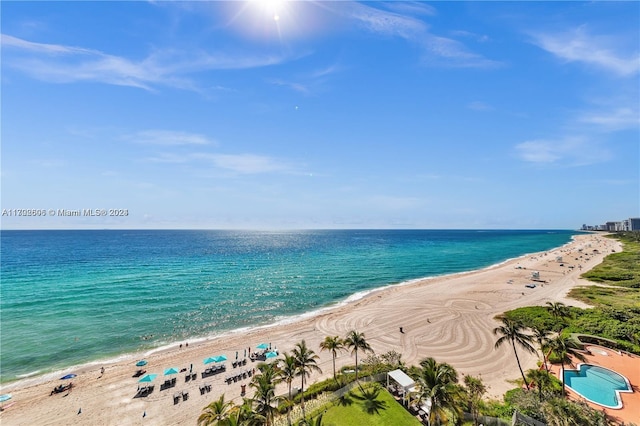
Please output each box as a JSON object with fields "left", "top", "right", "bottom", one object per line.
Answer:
{"left": 1, "top": 1, "right": 638, "bottom": 230}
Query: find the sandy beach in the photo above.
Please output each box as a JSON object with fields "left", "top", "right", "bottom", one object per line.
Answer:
{"left": 0, "top": 233, "right": 621, "bottom": 425}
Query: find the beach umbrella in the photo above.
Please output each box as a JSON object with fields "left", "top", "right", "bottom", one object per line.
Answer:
{"left": 214, "top": 355, "right": 227, "bottom": 363}
{"left": 264, "top": 351, "right": 278, "bottom": 359}
{"left": 136, "top": 360, "right": 148, "bottom": 367}
{"left": 256, "top": 343, "right": 269, "bottom": 350}
{"left": 138, "top": 374, "right": 157, "bottom": 383}
{"left": 204, "top": 357, "right": 217, "bottom": 365}
{"left": 60, "top": 373, "right": 77, "bottom": 380}
{"left": 0, "top": 394, "right": 11, "bottom": 403}
{"left": 164, "top": 367, "right": 179, "bottom": 376}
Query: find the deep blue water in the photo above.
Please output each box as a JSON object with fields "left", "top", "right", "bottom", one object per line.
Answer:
{"left": 0, "top": 229, "right": 578, "bottom": 383}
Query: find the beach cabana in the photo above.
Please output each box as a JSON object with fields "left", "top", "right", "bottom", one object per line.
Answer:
{"left": 386, "top": 369, "right": 415, "bottom": 402}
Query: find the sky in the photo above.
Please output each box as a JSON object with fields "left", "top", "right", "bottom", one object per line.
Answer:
{"left": 1, "top": 1, "right": 639, "bottom": 230}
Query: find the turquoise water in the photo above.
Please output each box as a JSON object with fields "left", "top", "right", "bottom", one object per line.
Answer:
{"left": 1, "top": 229, "right": 578, "bottom": 383}
{"left": 564, "top": 364, "right": 631, "bottom": 408}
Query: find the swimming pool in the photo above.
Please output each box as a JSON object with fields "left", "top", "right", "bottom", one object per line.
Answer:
{"left": 563, "top": 364, "right": 632, "bottom": 409}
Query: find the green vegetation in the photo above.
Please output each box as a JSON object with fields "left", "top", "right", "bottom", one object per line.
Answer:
{"left": 500, "top": 388, "right": 607, "bottom": 425}
{"left": 503, "top": 232, "right": 640, "bottom": 354}
{"left": 581, "top": 232, "right": 640, "bottom": 288}
{"left": 321, "top": 384, "right": 421, "bottom": 426}
{"left": 569, "top": 285, "right": 640, "bottom": 309}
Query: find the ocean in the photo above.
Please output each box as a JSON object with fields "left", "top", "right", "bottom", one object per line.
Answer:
{"left": 0, "top": 229, "right": 579, "bottom": 384}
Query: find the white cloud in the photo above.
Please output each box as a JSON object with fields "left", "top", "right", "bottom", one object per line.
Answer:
{"left": 578, "top": 107, "right": 640, "bottom": 131}
{"left": 269, "top": 79, "right": 310, "bottom": 95}
{"left": 125, "top": 130, "right": 213, "bottom": 146}
{"left": 531, "top": 26, "right": 640, "bottom": 76}
{"left": 333, "top": 3, "right": 500, "bottom": 69}
{"left": 514, "top": 137, "right": 611, "bottom": 166}
{"left": 515, "top": 140, "right": 562, "bottom": 163}
{"left": 197, "top": 153, "right": 289, "bottom": 174}
{"left": 451, "top": 30, "right": 490, "bottom": 43}
{"left": 467, "top": 101, "right": 494, "bottom": 111}
{"left": 383, "top": 2, "right": 437, "bottom": 17}
{"left": 143, "top": 151, "right": 291, "bottom": 175}
{"left": 1, "top": 34, "right": 291, "bottom": 91}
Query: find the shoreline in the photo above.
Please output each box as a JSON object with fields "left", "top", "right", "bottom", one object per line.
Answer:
{"left": 0, "top": 232, "right": 619, "bottom": 425}
{"left": 1, "top": 233, "right": 578, "bottom": 390}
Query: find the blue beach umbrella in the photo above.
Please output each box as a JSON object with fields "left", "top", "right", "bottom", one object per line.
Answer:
{"left": 136, "top": 360, "right": 148, "bottom": 367}
{"left": 204, "top": 357, "right": 217, "bottom": 365}
{"left": 256, "top": 343, "right": 269, "bottom": 350}
{"left": 0, "top": 394, "right": 12, "bottom": 403}
{"left": 138, "top": 374, "right": 157, "bottom": 383}
{"left": 214, "top": 355, "right": 227, "bottom": 362}
{"left": 264, "top": 351, "right": 278, "bottom": 359}
{"left": 60, "top": 373, "right": 77, "bottom": 380}
{"left": 164, "top": 367, "right": 179, "bottom": 376}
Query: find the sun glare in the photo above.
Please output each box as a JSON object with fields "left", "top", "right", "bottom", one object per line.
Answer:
{"left": 227, "top": 0, "right": 325, "bottom": 43}
{"left": 253, "top": 0, "right": 286, "bottom": 22}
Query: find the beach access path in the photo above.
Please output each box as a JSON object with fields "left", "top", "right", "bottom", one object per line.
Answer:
{"left": 0, "top": 233, "right": 621, "bottom": 426}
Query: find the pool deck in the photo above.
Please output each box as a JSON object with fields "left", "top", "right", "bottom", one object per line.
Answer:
{"left": 549, "top": 345, "right": 640, "bottom": 425}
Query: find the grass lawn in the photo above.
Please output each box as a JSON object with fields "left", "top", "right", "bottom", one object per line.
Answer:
{"left": 319, "top": 385, "right": 423, "bottom": 426}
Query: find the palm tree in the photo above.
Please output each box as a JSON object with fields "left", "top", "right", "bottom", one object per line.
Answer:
{"left": 198, "top": 394, "right": 235, "bottom": 426}
{"left": 493, "top": 317, "right": 536, "bottom": 388}
{"left": 298, "top": 412, "right": 324, "bottom": 426}
{"left": 547, "top": 335, "right": 586, "bottom": 396}
{"left": 344, "top": 330, "right": 372, "bottom": 381}
{"left": 546, "top": 302, "right": 571, "bottom": 330}
{"left": 463, "top": 375, "right": 486, "bottom": 426}
{"left": 278, "top": 353, "right": 299, "bottom": 426}
{"left": 319, "top": 335, "right": 344, "bottom": 381}
{"left": 525, "top": 368, "right": 555, "bottom": 402}
{"left": 292, "top": 340, "right": 322, "bottom": 419}
{"left": 228, "top": 398, "right": 265, "bottom": 426}
{"left": 418, "top": 357, "right": 463, "bottom": 426}
{"left": 531, "top": 325, "right": 552, "bottom": 372}
{"left": 250, "top": 369, "right": 279, "bottom": 426}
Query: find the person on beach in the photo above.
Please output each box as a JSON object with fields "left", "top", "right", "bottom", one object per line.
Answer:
{"left": 399, "top": 326, "right": 404, "bottom": 333}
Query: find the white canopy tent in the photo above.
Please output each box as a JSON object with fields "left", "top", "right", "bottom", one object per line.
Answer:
{"left": 387, "top": 370, "right": 431, "bottom": 417}
{"left": 387, "top": 369, "right": 414, "bottom": 392}
{"left": 386, "top": 369, "right": 416, "bottom": 404}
